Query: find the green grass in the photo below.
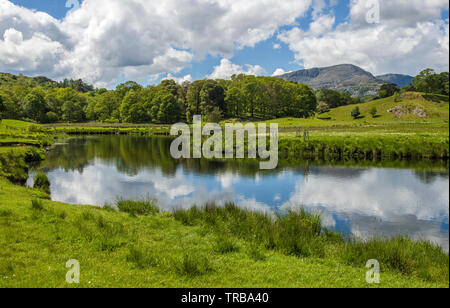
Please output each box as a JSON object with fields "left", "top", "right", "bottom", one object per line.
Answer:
{"left": 0, "top": 177, "right": 448, "bottom": 288}
{"left": 116, "top": 199, "right": 160, "bottom": 216}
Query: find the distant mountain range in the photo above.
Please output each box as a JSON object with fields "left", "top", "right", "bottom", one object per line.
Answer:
{"left": 376, "top": 74, "right": 414, "bottom": 87}
{"left": 275, "top": 64, "right": 414, "bottom": 97}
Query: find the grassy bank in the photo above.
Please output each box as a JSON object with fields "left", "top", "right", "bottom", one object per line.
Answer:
{"left": 0, "top": 177, "right": 448, "bottom": 288}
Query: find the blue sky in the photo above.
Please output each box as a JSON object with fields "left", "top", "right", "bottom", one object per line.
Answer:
{"left": 2, "top": 0, "right": 449, "bottom": 88}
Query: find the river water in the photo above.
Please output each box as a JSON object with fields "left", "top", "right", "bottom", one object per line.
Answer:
{"left": 27, "top": 135, "right": 449, "bottom": 251}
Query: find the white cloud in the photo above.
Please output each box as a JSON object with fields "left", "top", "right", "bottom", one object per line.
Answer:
{"left": 309, "top": 14, "right": 335, "bottom": 35}
{"left": 272, "top": 68, "right": 288, "bottom": 76}
{"left": 278, "top": 0, "right": 449, "bottom": 75}
{"left": 273, "top": 43, "right": 281, "bottom": 49}
{"left": 0, "top": 0, "right": 312, "bottom": 87}
{"left": 162, "top": 74, "right": 193, "bottom": 84}
{"left": 350, "top": 0, "right": 449, "bottom": 27}
{"left": 207, "top": 59, "right": 266, "bottom": 79}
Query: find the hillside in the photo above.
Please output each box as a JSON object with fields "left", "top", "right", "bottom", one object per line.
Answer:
{"left": 319, "top": 92, "right": 449, "bottom": 122}
{"left": 276, "top": 64, "right": 386, "bottom": 97}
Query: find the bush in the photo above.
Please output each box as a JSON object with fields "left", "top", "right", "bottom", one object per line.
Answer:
{"left": 33, "top": 172, "right": 50, "bottom": 194}
{"left": 369, "top": 107, "right": 378, "bottom": 118}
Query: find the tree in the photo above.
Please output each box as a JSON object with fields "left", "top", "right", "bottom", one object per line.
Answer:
{"left": 351, "top": 106, "right": 361, "bottom": 119}
{"left": 369, "top": 106, "right": 377, "bottom": 118}
{"left": 317, "top": 101, "right": 330, "bottom": 114}
{"left": 120, "top": 90, "right": 147, "bottom": 123}
{"left": 186, "top": 80, "right": 204, "bottom": 120}
{"left": 412, "top": 69, "right": 449, "bottom": 94}
{"left": 156, "top": 93, "right": 180, "bottom": 124}
{"left": 393, "top": 92, "right": 401, "bottom": 102}
{"left": 116, "top": 81, "right": 142, "bottom": 100}
{"left": 378, "top": 83, "right": 399, "bottom": 98}
{"left": 199, "top": 80, "right": 225, "bottom": 116}
{"left": 23, "top": 91, "right": 47, "bottom": 122}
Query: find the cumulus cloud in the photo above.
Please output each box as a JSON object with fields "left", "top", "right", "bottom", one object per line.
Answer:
{"left": 0, "top": 0, "right": 312, "bottom": 87}
{"left": 207, "top": 59, "right": 266, "bottom": 79}
{"left": 162, "top": 74, "right": 193, "bottom": 84}
{"left": 272, "top": 68, "right": 288, "bottom": 76}
{"left": 278, "top": 0, "right": 449, "bottom": 75}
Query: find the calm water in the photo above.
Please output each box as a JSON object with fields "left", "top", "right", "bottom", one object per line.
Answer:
{"left": 28, "top": 136, "right": 450, "bottom": 251}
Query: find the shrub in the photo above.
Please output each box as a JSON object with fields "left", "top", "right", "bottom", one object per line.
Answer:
{"left": 369, "top": 107, "right": 378, "bottom": 118}
{"left": 33, "top": 172, "right": 50, "bottom": 194}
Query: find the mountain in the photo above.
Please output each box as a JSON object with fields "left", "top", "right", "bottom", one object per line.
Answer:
{"left": 376, "top": 74, "right": 414, "bottom": 87}
{"left": 276, "top": 64, "right": 387, "bottom": 97}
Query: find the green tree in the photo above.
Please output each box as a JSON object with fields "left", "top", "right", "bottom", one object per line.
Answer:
{"left": 351, "top": 106, "right": 361, "bottom": 119}
{"left": 186, "top": 80, "right": 204, "bottom": 120}
{"left": 156, "top": 93, "right": 180, "bottom": 124}
{"left": 378, "top": 83, "right": 400, "bottom": 98}
{"left": 412, "top": 69, "right": 442, "bottom": 94}
{"left": 23, "top": 91, "right": 47, "bottom": 122}
{"left": 369, "top": 106, "right": 378, "bottom": 118}
{"left": 120, "top": 90, "right": 147, "bottom": 123}
{"left": 200, "top": 80, "right": 225, "bottom": 116}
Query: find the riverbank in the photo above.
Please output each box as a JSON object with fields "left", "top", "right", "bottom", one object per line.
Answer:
{"left": 0, "top": 177, "right": 448, "bottom": 288}
{"left": 8, "top": 118, "right": 450, "bottom": 161}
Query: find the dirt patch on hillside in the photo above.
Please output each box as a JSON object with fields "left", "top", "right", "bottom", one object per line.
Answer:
{"left": 387, "top": 104, "right": 428, "bottom": 118}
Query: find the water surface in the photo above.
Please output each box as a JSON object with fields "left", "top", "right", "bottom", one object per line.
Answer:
{"left": 28, "top": 136, "right": 449, "bottom": 250}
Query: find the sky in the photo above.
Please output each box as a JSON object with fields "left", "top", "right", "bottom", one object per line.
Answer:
{"left": 0, "top": 0, "right": 449, "bottom": 89}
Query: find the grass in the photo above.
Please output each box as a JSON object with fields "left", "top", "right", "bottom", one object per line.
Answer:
{"left": 116, "top": 198, "right": 160, "bottom": 216}
{"left": 172, "top": 203, "right": 449, "bottom": 282}
{"left": 0, "top": 176, "right": 448, "bottom": 288}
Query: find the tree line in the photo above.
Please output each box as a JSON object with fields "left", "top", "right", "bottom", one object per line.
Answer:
{"left": 0, "top": 74, "right": 320, "bottom": 124}
{"left": 0, "top": 69, "right": 448, "bottom": 124}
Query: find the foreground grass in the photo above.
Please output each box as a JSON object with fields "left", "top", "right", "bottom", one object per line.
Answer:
{"left": 0, "top": 177, "right": 448, "bottom": 288}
